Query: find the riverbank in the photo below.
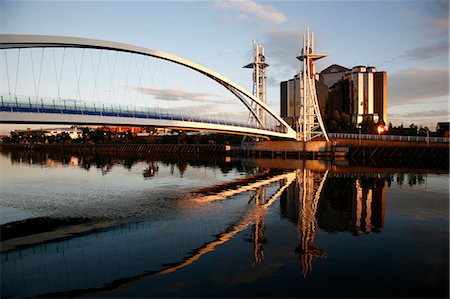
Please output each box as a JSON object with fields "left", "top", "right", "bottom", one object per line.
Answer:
{"left": 1, "top": 139, "right": 448, "bottom": 159}
{"left": 0, "top": 143, "right": 231, "bottom": 154}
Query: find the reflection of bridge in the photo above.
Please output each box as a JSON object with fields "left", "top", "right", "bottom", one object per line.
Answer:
{"left": 1, "top": 168, "right": 298, "bottom": 297}
{"left": 2, "top": 152, "right": 393, "bottom": 297}
{"left": 0, "top": 35, "right": 296, "bottom": 140}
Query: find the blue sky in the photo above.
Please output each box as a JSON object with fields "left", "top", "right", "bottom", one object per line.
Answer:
{"left": 0, "top": 0, "right": 448, "bottom": 133}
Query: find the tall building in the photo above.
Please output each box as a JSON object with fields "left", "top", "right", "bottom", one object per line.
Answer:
{"left": 319, "top": 65, "right": 388, "bottom": 126}
{"left": 320, "top": 64, "right": 350, "bottom": 88}
{"left": 280, "top": 64, "right": 388, "bottom": 128}
{"left": 280, "top": 75, "right": 301, "bottom": 119}
{"left": 374, "top": 71, "right": 387, "bottom": 125}
{"left": 349, "top": 66, "right": 376, "bottom": 125}
{"left": 280, "top": 74, "right": 328, "bottom": 128}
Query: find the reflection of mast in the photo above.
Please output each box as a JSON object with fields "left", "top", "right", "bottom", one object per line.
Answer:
{"left": 248, "top": 186, "right": 267, "bottom": 266}
{"left": 297, "top": 169, "right": 329, "bottom": 278}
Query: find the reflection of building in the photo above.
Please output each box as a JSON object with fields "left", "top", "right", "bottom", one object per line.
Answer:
{"left": 280, "top": 172, "right": 386, "bottom": 277}
{"left": 317, "top": 177, "right": 386, "bottom": 235}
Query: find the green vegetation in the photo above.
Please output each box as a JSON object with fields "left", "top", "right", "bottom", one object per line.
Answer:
{"left": 1, "top": 127, "right": 244, "bottom": 145}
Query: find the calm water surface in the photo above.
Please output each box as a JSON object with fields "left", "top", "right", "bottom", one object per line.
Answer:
{"left": 0, "top": 151, "right": 448, "bottom": 298}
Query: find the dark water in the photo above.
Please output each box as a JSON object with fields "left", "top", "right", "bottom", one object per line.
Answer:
{"left": 0, "top": 151, "right": 448, "bottom": 298}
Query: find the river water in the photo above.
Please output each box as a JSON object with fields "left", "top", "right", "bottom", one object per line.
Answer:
{"left": 0, "top": 151, "right": 448, "bottom": 298}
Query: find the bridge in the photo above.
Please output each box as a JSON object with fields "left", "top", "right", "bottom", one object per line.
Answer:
{"left": 0, "top": 35, "right": 297, "bottom": 140}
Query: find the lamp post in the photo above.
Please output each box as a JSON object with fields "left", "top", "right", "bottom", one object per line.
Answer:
{"left": 358, "top": 124, "right": 362, "bottom": 146}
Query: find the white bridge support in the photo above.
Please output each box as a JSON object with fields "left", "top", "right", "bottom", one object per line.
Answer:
{"left": 296, "top": 29, "right": 330, "bottom": 142}
{"left": 244, "top": 41, "right": 269, "bottom": 128}
{"left": 0, "top": 34, "right": 297, "bottom": 140}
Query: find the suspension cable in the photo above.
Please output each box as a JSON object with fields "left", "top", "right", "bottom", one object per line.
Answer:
{"left": 106, "top": 50, "right": 118, "bottom": 105}
{"left": 14, "top": 48, "right": 20, "bottom": 97}
{"left": 37, "top": 47, "right": 44, "bottom": 103}
{"left": 73, "top": 48, "right": 85, "bottom": 102}
{"left": 4, "top": 50, "right": 12, "bottom": 100}
{"left": 135, "top": 53, "right": 145, "bottom": 107}
{"left": 53, "top": 47, "right": 65, "bottom": 100}
{"left": 30, "top": 48, "right": 38, "bottom": 101}
{"left": 90, "top": 49, "right": 102, "bottom": 103}
{"left": 123, "top": 52, "right": 133, "bottom": 107}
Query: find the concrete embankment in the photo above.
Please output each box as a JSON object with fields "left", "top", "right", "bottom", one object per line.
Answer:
{"left": 0, "top": 143, "right": 231, "bottom": 154}
{"left": 232, "top": 139, "right": 449, "bottom": 159}
{"left": 1, "top": 139, "right": 448, "bottom": 159}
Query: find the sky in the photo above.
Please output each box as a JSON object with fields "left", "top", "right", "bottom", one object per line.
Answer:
{"left": 0, "top": 0, "right": 449, "bottom": 134}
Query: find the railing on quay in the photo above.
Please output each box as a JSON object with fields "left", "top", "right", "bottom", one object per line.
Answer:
{"left": 329, "top": 132, "right": 449, "bottom": 144}
{"left": 0, "top": 95, "right": 286, "bottom": 134}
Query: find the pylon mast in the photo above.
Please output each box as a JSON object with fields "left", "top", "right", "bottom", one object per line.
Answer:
{"left": 244, "top": 41, "right": 269, "bottom": 128}
{"left": 296, "top": 29, "right": 329, "bottom": 142}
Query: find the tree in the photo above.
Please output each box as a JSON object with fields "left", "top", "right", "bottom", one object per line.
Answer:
{"left": 326, "top": 110, "right": 355, "bottom": 133}
{"left": 360, "top": 116, "right": 376, "bottom": 134}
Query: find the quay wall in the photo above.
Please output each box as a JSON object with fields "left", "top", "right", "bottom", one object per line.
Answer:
{"left": 1, "top": 138, "right": 448, "bottom": 159}
{"left": 0, "top": 143, "right": 230, "bottom": 154}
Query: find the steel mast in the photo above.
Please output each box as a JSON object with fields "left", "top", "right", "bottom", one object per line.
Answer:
{"left": 244, "top": 41, "right": 269, "bottom": 129}
{"left": 296, "top": 29, "right": 329, "bottom": 142}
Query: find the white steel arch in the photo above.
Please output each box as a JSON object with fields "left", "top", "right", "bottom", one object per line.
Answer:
{"left": 0, "top": 34, "right": 297, "bottom": 139}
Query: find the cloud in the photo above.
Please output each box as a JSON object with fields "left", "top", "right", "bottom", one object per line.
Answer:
{"left": 390, "top": 110, "right": 449, "bottom": 119}
{"left": 134, "top": 87, "right": 234, "bottom": 105}
{"left": 261, "top": 28, "right": 303, "bottom": 79}
{"left": 402, "top": 41, "right": 449, "bottom": 60}
{"left": 211, "top": 1, "right": 286, "bottom": 24}
{"left": 388, "top": 67, "right": 449, "bottom": 105}
{"left": 428, "top": 17, "right": 449, "bottom": 37}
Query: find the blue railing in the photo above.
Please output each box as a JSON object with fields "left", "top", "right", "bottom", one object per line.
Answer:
{"left": 328, "top": 132, "right": 449, "bottom": 144}
{"left": 1, "top": 95, "right": 286, "bottom": 134}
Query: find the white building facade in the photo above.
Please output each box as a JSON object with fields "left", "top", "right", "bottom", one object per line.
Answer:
{"left": 349, "top": 66, "right": 378, "bottom": 125}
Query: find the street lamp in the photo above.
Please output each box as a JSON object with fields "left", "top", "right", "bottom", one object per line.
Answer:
{"left": 358, "top": 123, "right": 362, "bottom": 146}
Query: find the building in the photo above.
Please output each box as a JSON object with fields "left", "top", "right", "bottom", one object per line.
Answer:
{"left": 280, "top": 64, "right": 388, "bottom": 129}
{"left": 280, "top": 74, "right": 328, "bottom": 128}
{"left": 348, "top": 66, "right": 376, "bottom": 125}
{"left": 280, "top": 75, "right": 300, "bottom": 119}
{"left": 373, "top": 71, "right": 387, "bottom": 126}
{"left": 320, "top": 64, "right": 350, "bottom": 88}
{"left": 436, "top": 122, "right": 450, "bottom": 137}
{"left": 320, "top": 65, "right": 388, "bottom": 126}
{"left": 346, "top": 66, "right": 389, "bottom": 125}
{"left": 43, "top": 126, "right": 83, "bottom": 139}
